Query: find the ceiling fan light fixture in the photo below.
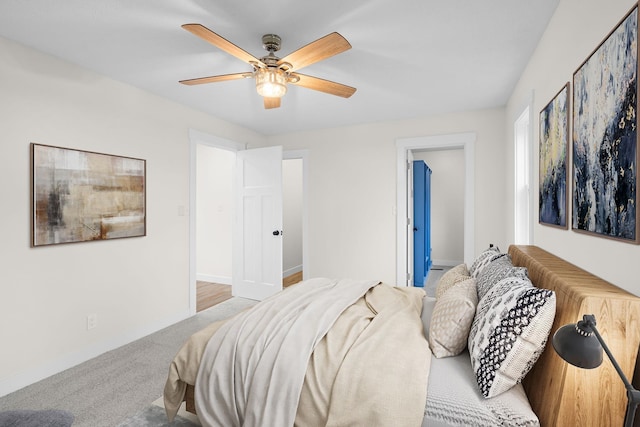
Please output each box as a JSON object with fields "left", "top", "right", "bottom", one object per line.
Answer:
{"left": 255, "top": 67, "right": 287, "bottom": 98}
{"left": 180, "top": 25, "right": 355, "bottom": 108}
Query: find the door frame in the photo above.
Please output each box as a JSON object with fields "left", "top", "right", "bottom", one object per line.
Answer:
{"left": 395, "top": 132, "right": 475, "bottom": 287}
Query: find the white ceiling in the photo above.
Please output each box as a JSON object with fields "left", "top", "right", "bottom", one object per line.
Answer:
{"left": 0, "top": 0, "right": 559, "bottom": 136}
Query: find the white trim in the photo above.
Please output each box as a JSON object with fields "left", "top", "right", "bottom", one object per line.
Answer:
{"left": 196, "top": 274, "right": 232, "bottom": 285}
{"left": 283, "top": 264, "right": 303, "bottom": 277}
{"left": 189, "top": 129, "right": 245, "bottom": 152}
{"left": 513, "top": 90, "right": 535, "bottom": 245}
{"left": 0, "top": 309, "right": 190, "bottom": 398}
{"left": 283, "top": 149, "right": 310, "bottom": 281}
{"left": 189, "top": 129, "right": 246, "bottom": 315}
{"left": 395, "top": 133, "right": 476, "bottom": 287}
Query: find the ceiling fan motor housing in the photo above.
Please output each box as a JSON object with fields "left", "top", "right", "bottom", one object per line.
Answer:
{"left": 262, "top": 34, "right": 282, "bottom": 52}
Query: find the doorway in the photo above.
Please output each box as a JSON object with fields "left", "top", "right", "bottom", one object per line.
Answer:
{"left": 195, "top": 144, "right": 234, "bottom": 287}
{"left": 413, "top": 149, "right": 466, "bottom": 273}
{"left": 189, "top": 130, "right": 308, "bottom": 312}
{"left": 395, "top": 133, "right": 475, "bottom": 287}
{"left": 282, "top": 158, "right": 304, "bottom": 283}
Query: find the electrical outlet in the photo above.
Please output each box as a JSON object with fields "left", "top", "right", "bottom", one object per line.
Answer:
{"left": 87, "top": 313, "right": 98, "bottom": 330}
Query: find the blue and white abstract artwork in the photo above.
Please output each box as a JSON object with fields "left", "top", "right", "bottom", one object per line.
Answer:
{"left": 573, "top": 6, "right": 638, "bottom": 242}
{"left": 540, "top": 84, "right": 568, "bottom": 228}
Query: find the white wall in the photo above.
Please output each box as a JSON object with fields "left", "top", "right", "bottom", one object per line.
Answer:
{"left": 506, "top": 0, "right": 640, "bottom": 295}
{"left": 282, "top": 158, "right": 303, "bottom": 276}
{"left": 0, "top": 36, "right": 265, "bottom": 396}
{"left": 196, "top": 145, "right": 234, "bottom": 284}
{"left": 413, "top": 149, "right": 465, "bottom": 265}
{"left": 263, "top": 108, "right": 506, "bottom": 284}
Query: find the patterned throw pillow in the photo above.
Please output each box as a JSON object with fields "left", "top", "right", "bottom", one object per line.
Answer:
{"left": 429, "top": 278, "right": 478, "bottom": 358}
{"left": 435, "top": 264, "right": 470, "bottom": 298}
{"left": 468, "top": 276, "right": 556, "bottom": 398}
{"left": 475, "top": 255, "right": 529, "bottom": 300}
{"left": 469, "top": 245, "right": 506, "bottom": 278}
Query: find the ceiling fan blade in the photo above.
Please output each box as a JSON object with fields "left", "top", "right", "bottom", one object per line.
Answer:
{"left": 179, "top": 72, "right": 252, "bottom": 86}
{"left": 263, "top": 97, "right": 281, "bottom": 109}
{"left": 278, "top": 32, "right": 351, "bottom": 71}
{"left": 182, "top": 23, "right": 261, "bottom": 65}
{"left": 291, "top": 73, "right": 356, "bottom": 98}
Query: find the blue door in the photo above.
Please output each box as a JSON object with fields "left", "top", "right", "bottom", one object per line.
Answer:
{"left": 413, "top": 161, "right": 432, "bottom": 287}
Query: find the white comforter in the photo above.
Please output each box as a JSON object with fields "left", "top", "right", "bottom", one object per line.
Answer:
{"left": 193, "top": 278, "right": 430, "bottom": 427}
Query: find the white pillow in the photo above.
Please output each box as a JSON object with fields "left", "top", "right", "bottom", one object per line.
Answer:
{"left": 468, "top": 276, "right": 556, "bottom": 398}
{"left": 429, "top": 278, "right": 477, "bottom": 358}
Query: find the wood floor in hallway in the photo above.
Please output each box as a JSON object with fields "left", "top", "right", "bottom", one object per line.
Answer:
{"left": 197, "top": 271, "right": 304, "bottom": 312}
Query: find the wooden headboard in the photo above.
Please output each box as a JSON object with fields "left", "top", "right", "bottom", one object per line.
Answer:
{"left": 509, "top": 245, "right": 640, "bottom": 427}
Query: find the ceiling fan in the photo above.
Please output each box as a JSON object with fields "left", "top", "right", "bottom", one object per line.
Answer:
{"left": 179, "top": 24, "right": 356, "bottom": 109}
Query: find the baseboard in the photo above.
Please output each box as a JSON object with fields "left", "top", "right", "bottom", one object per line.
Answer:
{"left": 432, "top": 259, "right": 463, "bottom": 267}
{"left": 283, "top": 265, "right": 302, "bottom": 277}
{"left": 196, "top": 273, "right": 231, "bottom": 285}
{"left": 0, "top": 309, "right": 192, "bottom": 398}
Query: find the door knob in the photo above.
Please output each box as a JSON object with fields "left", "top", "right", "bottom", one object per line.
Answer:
{"left": 273, "top": 230, "right": 282, "bottom": 236}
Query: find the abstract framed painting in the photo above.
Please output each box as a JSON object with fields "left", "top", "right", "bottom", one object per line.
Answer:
{"left": 31, "top": 143, "right": 146, "bottom": 247}
{"left": 539, "top": 83, "right": 569, "bottom": 229}
{"left": 572, "top": 5, "right": 640, "bottom": 244}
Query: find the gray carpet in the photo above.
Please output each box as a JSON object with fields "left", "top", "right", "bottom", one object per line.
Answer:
{"left": 0, "top": 277, "right": 446, "bottom": 426}
{"left": 0, "top": 298, "right": 256, "bottom": 427}
{"left": 116, "top": 405, "right": 197, "bottom": 427}
{"left": 0, "top": 409, "right": 74, "bottom": 427}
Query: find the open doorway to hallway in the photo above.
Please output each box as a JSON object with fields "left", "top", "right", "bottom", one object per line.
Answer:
{"left": 412, "top": 149, "right": 465, "bottom": 274}
{"left": 282, "top": 158, "right": 304, "bottom": 286}
{"left": 395, "top": 133, "right": 475, "bottom": 287}
{"left": 194, "top": 146, "right": 305, "bottom": 311}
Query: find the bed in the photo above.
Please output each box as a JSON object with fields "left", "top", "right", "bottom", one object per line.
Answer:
{"left": 164, "top": 245, "right": 640, "bottom": 426}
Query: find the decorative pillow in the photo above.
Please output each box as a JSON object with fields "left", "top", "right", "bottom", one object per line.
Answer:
{"left": 429, "top": 278, "right": 478, "bottom": 358}
{"left": 475, "top": 255, "right": 529, "bottom": 300}
{"left": 421, "top": 296, "right": 437, "bottom": 339}
{"left": 435, "top": 263, "right": 470, "bottom": 298}
{"left": 469, "top": 245, "right": 506, "bottom": 278}
{"left": 468, "top": 276, "right": 556, "bottom": 398}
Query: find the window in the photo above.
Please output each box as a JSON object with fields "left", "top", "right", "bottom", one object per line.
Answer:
{"left": 514, "top": 107, "right": 531, "bottom": 244}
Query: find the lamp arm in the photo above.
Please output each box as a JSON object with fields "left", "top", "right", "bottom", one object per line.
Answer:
{"left": 589, "top": 320, "right": 633, "bottom": 389}
{"left": 626, "top": 389, "right": 640, "bottom": 426}
{"left": 588, "top": 319, "right": 640, "bottom": 427}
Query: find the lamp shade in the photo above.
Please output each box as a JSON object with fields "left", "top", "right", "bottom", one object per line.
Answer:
{"left": 255, "top": 68, "right": 287, "bottom": 98}
{"left": 552, "top": 315, "right": 603, "bottom": 369}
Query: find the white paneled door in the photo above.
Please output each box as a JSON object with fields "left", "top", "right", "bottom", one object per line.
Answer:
{"left": 233, "top": 146, "right": 283, "bottom": 300}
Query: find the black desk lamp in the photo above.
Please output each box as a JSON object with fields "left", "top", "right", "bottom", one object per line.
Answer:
{"left": 552, "top": 314, "right": 640, "bottom": 427}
